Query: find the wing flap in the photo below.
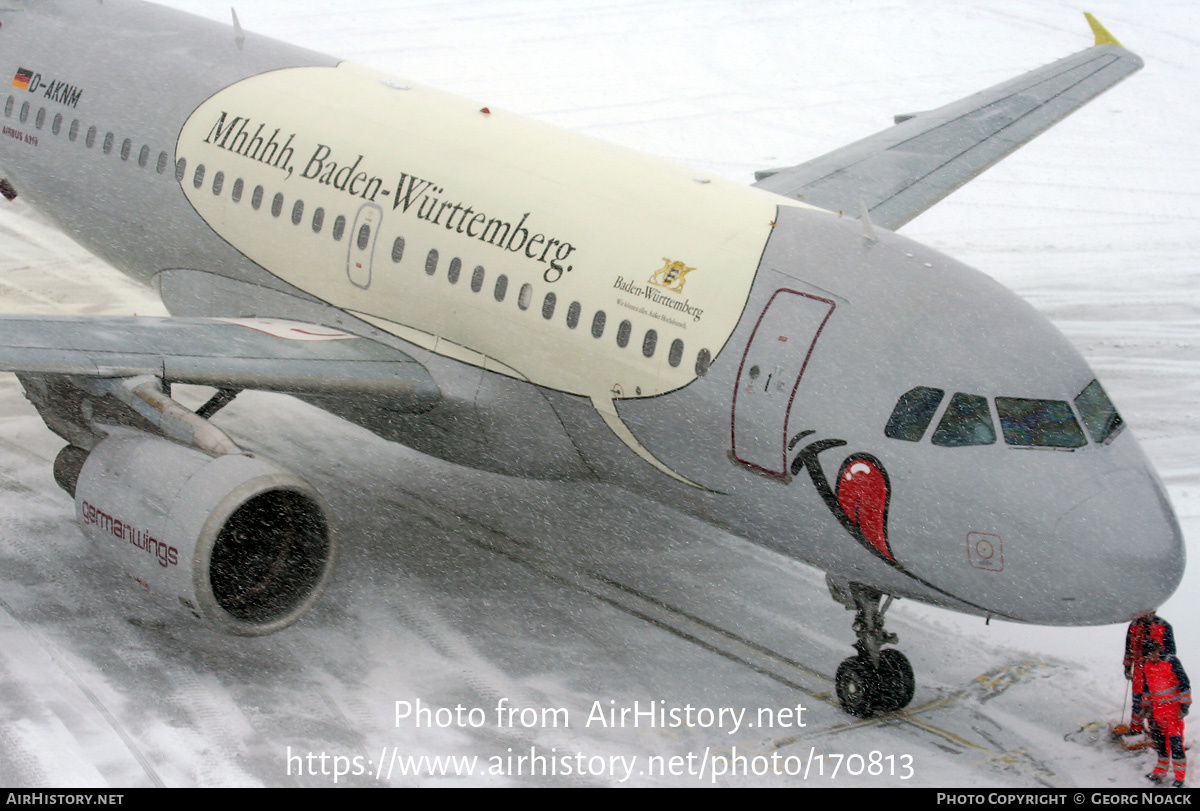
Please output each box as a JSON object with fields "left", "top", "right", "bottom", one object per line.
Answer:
{"left": 754, "top": 29, "right": 1143, "bottom": 230}
{"left": 0, "top": 315, "right": 439, "bottom": 407}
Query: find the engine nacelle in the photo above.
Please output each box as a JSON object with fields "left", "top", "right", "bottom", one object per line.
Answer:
{"left": 73, "top": 432, "right": 334, "bottom": 635}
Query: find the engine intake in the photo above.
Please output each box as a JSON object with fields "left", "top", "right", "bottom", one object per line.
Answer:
{"left": 73, "top": 432, "right": 334, "bottom": 635}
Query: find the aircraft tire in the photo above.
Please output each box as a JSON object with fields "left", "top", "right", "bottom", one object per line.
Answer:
{"left": 874, "top": 648, "right": 915, "bottom": 713}
{"left": 835, "top": 656, "right": 876, "bottom": 717}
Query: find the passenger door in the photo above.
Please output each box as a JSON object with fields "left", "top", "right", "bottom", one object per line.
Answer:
{"left": 731, "top": 289, "right": 835, "bottom": 477}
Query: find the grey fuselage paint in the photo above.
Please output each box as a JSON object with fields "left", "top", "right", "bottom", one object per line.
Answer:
{"left": 0, "top": 0, "right": 1182, "bottom": 626}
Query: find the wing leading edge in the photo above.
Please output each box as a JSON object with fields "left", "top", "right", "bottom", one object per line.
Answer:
{"left": 753, "top": 15, "right": 1143, "bottom": 230}
{"left": 0, "top": 315, "right": 439, "bottom": 406}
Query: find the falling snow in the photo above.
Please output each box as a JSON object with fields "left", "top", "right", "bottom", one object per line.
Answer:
{"left": 0, "top": 0, "right": 1195, "bottom": 788}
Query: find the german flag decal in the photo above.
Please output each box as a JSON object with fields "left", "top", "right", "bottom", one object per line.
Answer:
{"left": 11, "top": 68, "right": 32, "bottom": 91}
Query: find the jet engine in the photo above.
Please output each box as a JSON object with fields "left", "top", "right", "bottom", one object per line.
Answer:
{"left": 69, "top": 431, "right": 334, "bottom": 635}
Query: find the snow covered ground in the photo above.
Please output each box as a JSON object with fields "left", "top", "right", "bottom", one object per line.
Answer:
{"left": 0, "top": 0, "right": 1195, "bottom": 788}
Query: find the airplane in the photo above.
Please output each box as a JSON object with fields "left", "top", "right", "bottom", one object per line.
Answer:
{"left": 0, "top": 0, "right": 1183, "bottom": 718}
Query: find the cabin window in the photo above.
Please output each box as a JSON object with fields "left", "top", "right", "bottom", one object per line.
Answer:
{"left": 69, "top": 120, "right": 80, "bottom": 141}
{"left": 425, "top": 249, "right": 438, "bottom": 275}
{"left": 1074, "top": 379, "right": 1124, "bottom": 445}
{"left": 231, "top": 178, "right": 244, "bottom": 203}
{"left": 103, "top": 132, "right": 114, "bottom": 154}
{"left": 356, "top": 223, "right": 371, "bottom": 249}
{"left": 120, "top": 138, "right": 131, "bottom": 160}
{"left": 616, "top": 320, "right": 632, "bottom": 348}
{"left": 87, "top": 127, "right": 98, "bottom": 149}
{"left": 332, "top": 215, "right": 346, "bottom": 240}
{"left": 271, "top": 192, "right": 284, "bottom": 218}
{"left": 591, "top": 311, "right": 606, "bottom": 338}
{"left": 995, "top": 397, "right": 1086, "bottom": 448}
{"left": 668, "top": 338, "right": 684, "bottom": 367}
{"left": 311, "top": 207, "right": 324, "bottom": 232}
{"left": 447, "top": 257, "right": 462, "bottom": 284}
{"left": 695, "top": 349, "right": 712, "bottom": 377}
{"left": 470, "top": 265, "right": 484, "bottom": 292}
{"left": 518, "top": 283, "right": 533, "bottom": 311}
{"left": 542, "top": 292, "right": 556, "bottom": 320}
{"left": 567, "top": 301, "right": 581, "bottom": 329}
{"left": 138, "top": 144, "right": 149, "bottom": 167}
{"left": 251, "top": 185, "right": 263, "bottom": 210}
{"left": 156, "top": 152, "right": 169, "bottom": 174}
{"left": 52, "top": 114, "right": 62, "bottom": 135}
{"left": 494, "top": 274, "right": 507, "bottom": 302}
{"left": 642, "top": 330, "right": 657, "bottom": 358}
{"left": 885, "top": 386, "right": 945, "bottom": 442}
{"left": 18, "top": 101, "right": 28, "bottom": 122}
{"left": 34, "top": 107, "right": 44, "bottom": 129}
{"left": 391, "top": 236, "right": 405, "bottom": 263}
{"left": 292, "top": 200, "right": 305, "bottom": 226}
{"left": 192, "top": 163, "right": 204, "bottom": 187}
{"left": 211, "top": 171, "right": 224, "bottom": 196}
{"left": 3, "top": 97, "right": 11, "bottom": 117}
{"left": 931, "top": 393, "right": 996, "bottom": 447}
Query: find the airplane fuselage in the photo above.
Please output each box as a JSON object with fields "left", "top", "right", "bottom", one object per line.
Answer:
{"left": 0, "top": 0, "right": 1183, "bottom": 631}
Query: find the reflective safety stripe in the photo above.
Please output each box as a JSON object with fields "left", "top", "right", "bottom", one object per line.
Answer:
{"left": 1147, "top": 686, "right": 1189, "bottom": 705}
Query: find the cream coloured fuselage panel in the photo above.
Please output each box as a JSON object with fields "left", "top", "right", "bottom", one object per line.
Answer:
{"left": 176, "top": 62, "right": 793, "bottom": 400}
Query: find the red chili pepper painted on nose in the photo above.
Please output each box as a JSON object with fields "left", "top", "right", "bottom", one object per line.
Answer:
{"left": 836, "top": 454, "right": 893, "bottom": 562}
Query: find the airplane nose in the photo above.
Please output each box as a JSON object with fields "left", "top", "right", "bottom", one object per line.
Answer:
{"left": 1052, "top": 468, "right": 1185, "bottom": 623}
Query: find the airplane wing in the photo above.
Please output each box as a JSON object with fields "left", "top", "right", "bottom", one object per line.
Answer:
{"left": 752, "top": 15, "right": 1143, "bottom": 230}
{"left": 0, "top": 314, "right": 439, "bottom": 406}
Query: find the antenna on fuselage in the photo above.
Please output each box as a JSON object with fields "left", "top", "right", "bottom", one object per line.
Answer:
{"left": 231, "top": 7, "right": 245, "bottom": 50}
{"left": 858, "top": 200, "right": 878, "bottom": 242}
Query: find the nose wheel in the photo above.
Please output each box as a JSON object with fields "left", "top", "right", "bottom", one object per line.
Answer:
{"left": 835, "top": 648, "right": 915, "bottom": 716}
{"left": 828, "top": 576, "right": 915, "bottom": 716}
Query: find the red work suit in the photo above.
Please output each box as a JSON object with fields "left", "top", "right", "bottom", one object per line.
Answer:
{"left": 1143, "top": 654, "right": 1190, "bottom": 783}
{"left": 1126, "top": 616, "right": 1175, "bottom": 732}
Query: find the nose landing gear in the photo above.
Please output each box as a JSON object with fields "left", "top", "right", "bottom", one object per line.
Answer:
{"left": 828, "top": 576, "right": 915, "bottom": 716}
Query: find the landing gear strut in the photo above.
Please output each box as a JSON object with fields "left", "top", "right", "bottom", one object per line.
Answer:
{"left": 827, "top": 576, "right": 915, "bottom": 716}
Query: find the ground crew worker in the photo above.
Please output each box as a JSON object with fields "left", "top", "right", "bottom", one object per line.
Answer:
{"left": 1125, "top": 611, "right": 1176, "bottom": 736}
{"left": 1142, "top": 640, "right": 1189, "bottom": 787}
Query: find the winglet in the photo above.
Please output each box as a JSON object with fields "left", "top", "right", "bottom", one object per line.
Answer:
{"left": 1085, "top": 12, "right": 1123, "bottom": 48}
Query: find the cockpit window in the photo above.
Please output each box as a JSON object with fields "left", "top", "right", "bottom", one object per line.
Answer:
{"left": 995, "top": 397, "right": 1086, "bottom": 448}
{"left": 885, "top": 386, "right": 945, "bottom": 442}
{"left": 931, "top": 393, "right": 996, "bottom": 447}
{"left": 1074, "top": 379, "right": 1125, "bottom": 444}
